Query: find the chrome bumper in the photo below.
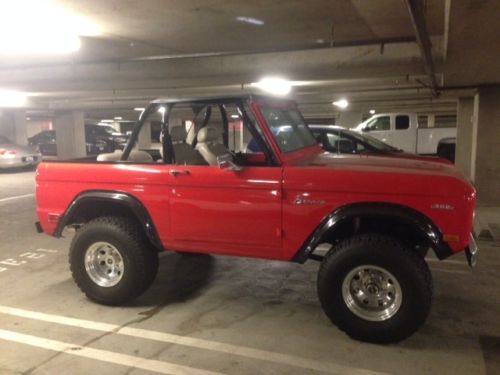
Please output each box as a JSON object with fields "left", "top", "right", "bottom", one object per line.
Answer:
{"left": 465, "top": 233, "right": 479, "bottom": 268}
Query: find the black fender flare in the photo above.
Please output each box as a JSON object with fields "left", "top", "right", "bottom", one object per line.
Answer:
{"left": 54, "top": 190, "right": 163, "bottom": 250}
{"left": 292, "top": 202, "right": 453, "bottom": 263}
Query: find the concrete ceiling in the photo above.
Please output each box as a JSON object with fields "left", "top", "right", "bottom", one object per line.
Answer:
{"left": 0, "top": 0, "right": 498, "bottom": 122}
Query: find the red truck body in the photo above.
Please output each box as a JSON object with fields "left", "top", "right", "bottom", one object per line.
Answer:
{"left": 37, "top": 150, "right": 475, "bottom": 260}
{"left": 35, "top": 95, "right": 477, "bottom": 343}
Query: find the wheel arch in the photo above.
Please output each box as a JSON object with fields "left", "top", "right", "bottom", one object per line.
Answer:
{"left": 55, "top": 190, "right": 163, "bottom": 251}
{"left": 292, "top": 202, "right": 452, "bottom": 263}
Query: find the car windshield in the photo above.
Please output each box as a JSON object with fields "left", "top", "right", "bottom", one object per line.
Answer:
{"left": 259, "top": 106, "right": 317, "bottom": 153}
{"left": 0, "top": 136, "right": 12, "bottom": 144}
{"left": 346, "top": 130, "right": 401, "bottom": 153}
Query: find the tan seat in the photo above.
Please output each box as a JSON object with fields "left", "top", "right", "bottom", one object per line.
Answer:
{"left": 195, "top": 127, "right": 230, "bottom": 166}
{"left": 97, "top": 149, "right": 153, "bottom": 163}
{"left": 169, "top": 126, "right": 207, "bottom": 165}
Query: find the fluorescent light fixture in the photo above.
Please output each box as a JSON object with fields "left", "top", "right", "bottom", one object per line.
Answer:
{"left": 369, "top": 109, "right": 376, "bottom": 115}
{"left": 0, "top": 91, "right": 26, "bottom": 107}
{"left": 251, "top": 77, "right": 291, "bottom": 96}
{"left": 0, "top": 1, "right": 98, "bottom": 55}
{"left": 236, "top": 16, "right": 264, "bottom": 26}
{"left": 100, "top": 119, "right": 114, "bottom": 123}
{"left": 134, "top": 107, "right": 145, "bottom": 112}
{"left": 333, "top": 99, "right": 349, "bottom": 109}
{"left": 97, "top": 122, "right": 107, "bottom": 126}
{"left": 114, "top": 116, "right": 123, "bottom": 120}
{"left": 230, "top": 114, "right": 240, "bottom": 119}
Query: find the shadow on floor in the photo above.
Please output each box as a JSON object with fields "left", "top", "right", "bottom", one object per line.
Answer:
{"left": 129, "top": 252, "right": 215, "bottom": 309}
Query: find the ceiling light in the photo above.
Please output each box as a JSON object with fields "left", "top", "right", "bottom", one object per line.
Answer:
{"left": 236, "top": 16, "right": 264, "bottom": 26}
{"left": 369, "top": 109, "right": 376, "bottom": 115}
{"left": 100, "top": 119, "right": 113, "bottom": 123}
{"left": 0, "top": 91, "right": 27, "bottom": 107}
{"left": 114, "top": 116, "right": 123, "bottom": 120}
{"left": 251, "top": 77, "right": 291, "bottom": 96}
{"left": 134, "top": 108, "right": 145, "bottom": 112}
{"left": 333, "top": 99, "right": 349, "bottom": 109}
{"left": 230, "top": 114, "right": 239, "bottom": 119}
{"left": 0, "top": 1, "right": 93, "bottom": 55}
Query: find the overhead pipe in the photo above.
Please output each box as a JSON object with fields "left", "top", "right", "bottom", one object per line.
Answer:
{"left": 405, "top": 0, "right": 440, "bottom": 97}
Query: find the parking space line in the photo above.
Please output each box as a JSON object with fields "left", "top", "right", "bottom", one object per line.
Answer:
{"left": 0, "top": 193, "right": 35, "bottom": 203}
{"left": 0, "top": 305, "right": 386, "bottom": 375}
{"left": 0, "top": 329, "right": 221, "bottom": 375}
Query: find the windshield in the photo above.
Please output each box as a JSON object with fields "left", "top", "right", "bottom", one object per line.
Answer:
{"left": 260, "top": 106, "right": 317, "bottom": 153}
{"left": 346, "top": 130, "right": 401, "bottom": 152}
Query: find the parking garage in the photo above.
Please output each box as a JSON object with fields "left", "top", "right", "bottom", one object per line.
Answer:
{"left": 1, "top": 1, "right": 500, "bottom": 374}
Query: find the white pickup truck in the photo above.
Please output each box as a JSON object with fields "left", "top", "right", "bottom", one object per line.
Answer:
{"left": 353, "top": 113, "right": 456, "bottom": 161}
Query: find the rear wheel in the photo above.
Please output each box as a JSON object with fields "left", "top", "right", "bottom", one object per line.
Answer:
{"left": 69, "top": 216, "right": 159, "bottom": 305}
{"left": 317, "top": 233, "right": 432, "bottom": 343}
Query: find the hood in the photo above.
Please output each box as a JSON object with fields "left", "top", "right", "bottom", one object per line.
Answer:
{"left": 304, "top": 152, "right": 463, "bottom": 177}
{"left": 285, "top": 151, "right": 472, "bottom": 198}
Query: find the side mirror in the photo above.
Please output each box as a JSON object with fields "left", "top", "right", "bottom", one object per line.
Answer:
{"left": 361, "top": 126, "right": 369, "bottom": 132}
{"left": 217, "top": 154, "right": 242, "bottom": 172}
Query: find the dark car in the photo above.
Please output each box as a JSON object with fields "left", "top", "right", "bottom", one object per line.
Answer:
{"left": 309, "top": 125, "right": 451, "bottom": 164}
{"left": 28, "top": 125, "right": 128, "bottom": 156}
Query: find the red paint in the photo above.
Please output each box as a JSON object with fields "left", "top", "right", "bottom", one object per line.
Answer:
{"left": 36, "top": 97, "right": 476, "bottom": 261}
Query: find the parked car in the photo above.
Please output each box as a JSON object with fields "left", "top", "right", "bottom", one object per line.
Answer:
{"left": 36, "top": 95, "right": 477, "bottom": 344}
{"left": 309, "top": 125, "right": 451, "bottom": 164}
{"left": 353, "top": 113, "right": 457, "bottom": 162}
{"left": 0, "top": 135, "right": 41, "bottom": 169}
{"left": 28, "top": 125, "right": 128, "bottom": 156}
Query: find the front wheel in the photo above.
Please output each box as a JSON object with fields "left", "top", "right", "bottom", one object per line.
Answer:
{"left": 69, "top": 216, "right": 159, "bottom": 305}
{"left": 317, "top": 233, "right": 433, "bottom": 343}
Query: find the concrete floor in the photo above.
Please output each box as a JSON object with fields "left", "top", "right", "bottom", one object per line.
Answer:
{"left": 0, "top": 169, "right": 499, "bottom": 375}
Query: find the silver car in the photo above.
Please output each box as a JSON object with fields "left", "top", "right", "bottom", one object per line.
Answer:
{"left": 0, "top": 135, "right": 42, "bottom": 169}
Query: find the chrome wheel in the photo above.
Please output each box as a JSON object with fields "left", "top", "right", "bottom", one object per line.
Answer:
{"left": 342, "top": 265, "right": 402, "bottom": 322}
{"left": 84, "top": 242, "right": 124, "bottom": 287}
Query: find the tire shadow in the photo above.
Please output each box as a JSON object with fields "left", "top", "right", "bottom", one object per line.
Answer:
{"left": 129, "top": 252, "right": 215, "bottom": 308}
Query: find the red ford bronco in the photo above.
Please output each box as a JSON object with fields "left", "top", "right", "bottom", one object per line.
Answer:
{"left": 36, "top": 95, "right": 478, "bottom": 343}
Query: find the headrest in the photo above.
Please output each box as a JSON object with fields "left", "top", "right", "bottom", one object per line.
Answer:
{"left": 197, "top": 127, "right": 219, "bottom": 143}
{"left": 170, "top": 126, "right": 187, "bottom": 143}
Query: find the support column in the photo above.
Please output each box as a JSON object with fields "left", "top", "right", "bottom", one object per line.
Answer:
{"left": 0, "top": 110, "right": 27, "bottom": 144}
{"left": 13, "top": 110, "right": 27, "bottom": 145}
{"left": 454, "top": 97, "right": 474, "bottom": 179}
{"left": 53, "top": 111, "right": 86, "bottom": 159}
{"left": 473, "top": 87, "right": 500, "bottom": 205}
{"left": 338, "top": 111, "right": 363, "bottom": 129}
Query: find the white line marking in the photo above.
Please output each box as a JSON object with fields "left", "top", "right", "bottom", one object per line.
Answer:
{"left": 0, "top": 305, "right": 385, "bottom": 375}
{"left": 430, "top": 268, "right": 469, "bottom": 275}
{"left": 0, "top": 193, "right": 34, "bottom": 203}
{"left": 426, "top": 258, "right": 466, "bottom": 265}
{"left": 0, "top": 329, "right": 221, "bottom": 375}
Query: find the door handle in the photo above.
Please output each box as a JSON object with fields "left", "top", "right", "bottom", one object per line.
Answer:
{"left": 169, "top": 170, "right": 190, "bottom": 177}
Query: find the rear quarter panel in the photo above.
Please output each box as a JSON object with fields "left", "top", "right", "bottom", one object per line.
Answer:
{"left": 36, "top": 162, "right": 171, "bottom": 246}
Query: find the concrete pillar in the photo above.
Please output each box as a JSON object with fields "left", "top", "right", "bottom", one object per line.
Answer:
{"left": 473, "top": 87, "right": 500, "bottom": 205}
{"left": 338, "top": 111, "right": 363, "bottom": 128}
{"left": 53, "top": 111, "right": 86, "bottom": 159}
{"left": 455, "top": 97, "right": 474, "bottom": 179}
{"left": 13, "top": 111, "right": 27, "bottom": 145}
{"left": 0, "top": 110, "right": 27, "bottom": 145}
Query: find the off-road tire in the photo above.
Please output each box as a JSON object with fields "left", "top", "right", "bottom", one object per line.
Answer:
{"left": 317, "top": 233, "right": 433, "bottom": 343}
{"left": 69, "top": 216, "right": 159, "bottom": 305}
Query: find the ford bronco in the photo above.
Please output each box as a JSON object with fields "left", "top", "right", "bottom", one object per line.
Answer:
{"left": 35, "top": 95, "right": 478, "bottom": 343}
